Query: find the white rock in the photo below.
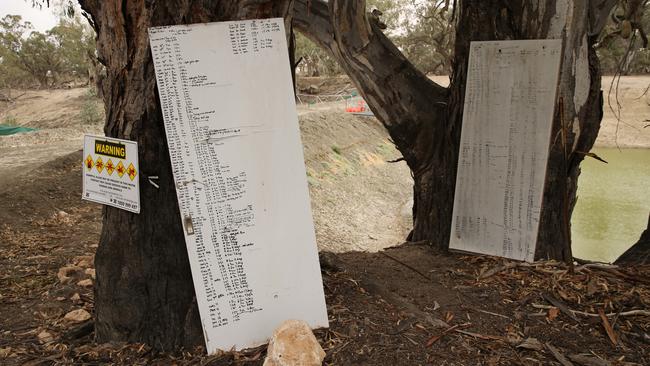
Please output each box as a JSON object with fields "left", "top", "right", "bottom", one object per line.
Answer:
{"left": 77, "top": 279, "right": 93, "bottom": 287}
{"left": 70, "top": 293, "right": 81, "bottom": 303}
{"left": 517, "top": 337, "right": 544, "bottom": 351}
{"left": 84, "top": 268, "right": 96, "bottom": 279}
{"left": 0, "top": 347, "right": 12, "bottom": 358}
{"left": 57, "top": 266, "right": 82, "bottom": 284}
{"left": 54, "top": 210, "right": 72, "bottom": 225}
{"left": 75, "top": 255, "right": 94, "bottom": 268}
{"left": 77, "top": 260, "right": 92, "bottom": 268}
{"left": 263, "top": 320, "right": 325, "bottom": 366}
{"left": 64, "top": 309, "right": 91, "bottom": 323}
{"left": 37, "top": 330, "right": 54, "bottom": 344}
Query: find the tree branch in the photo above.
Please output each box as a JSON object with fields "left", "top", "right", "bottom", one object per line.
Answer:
{"left": 588, "top": 0, "right": 618, "bottom": 35}
{"left": 294, "top": 0, "right": 449, "bottom": 169}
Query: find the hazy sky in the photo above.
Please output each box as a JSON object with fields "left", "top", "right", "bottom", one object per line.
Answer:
{"left": 0, "top": 0, "right": 59, "bottom": 33}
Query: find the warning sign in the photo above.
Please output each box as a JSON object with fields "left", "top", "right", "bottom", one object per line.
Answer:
{"left": 82, "top": 135, "right": 140, "bottom": 213}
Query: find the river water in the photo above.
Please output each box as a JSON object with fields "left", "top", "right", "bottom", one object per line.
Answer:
{"left": 572, "top": 148, "right": 650, "bottom": 263}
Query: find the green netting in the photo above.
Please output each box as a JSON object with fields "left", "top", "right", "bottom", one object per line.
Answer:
{"left": 0, "top": 124, "right": 35, "bottom": 136}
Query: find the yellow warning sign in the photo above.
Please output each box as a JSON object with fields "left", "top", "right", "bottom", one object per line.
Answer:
{"left": 83, "top": 135, "right": 140, "bottom": 214}
{"left": 84, "top": 155, "right": 94, "bottom": 171}
{"left": 116, "top": 161, "right": 125, "bottom": 178}
{"left": 95, "top": 156, "right": 104, "bottom": 174}
{"left": 127, "top": 162, "right": 137, "bottom": 181}
{"left": 106, "top": 159, "right": 115, "bottom": 176}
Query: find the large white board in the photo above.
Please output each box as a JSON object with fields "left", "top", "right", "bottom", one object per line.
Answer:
{"left": 149, "top": 19, "right": 328, "bottom": 353}
{"left": 449, "top": 40, "right": 562, "bottom": 262}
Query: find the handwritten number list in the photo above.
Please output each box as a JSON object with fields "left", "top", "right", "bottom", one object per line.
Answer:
{"left": 149, "top": 18, "right": 328, "bottom": 354}
{"left": 149, "top": 21, "right": 284, "bottom": 334}
{"left": 449, "top": 40, "right": 562, "bottom": 262}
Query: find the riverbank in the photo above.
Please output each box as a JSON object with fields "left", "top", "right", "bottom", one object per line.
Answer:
{"left": 597, "top": 75, "right": 650, "bottom": 148}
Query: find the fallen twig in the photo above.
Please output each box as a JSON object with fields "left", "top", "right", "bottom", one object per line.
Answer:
{"left": 380, "top": 251, "right": 431, "bottom": 281}
{"left": 543, "top": 293, "right": 579, "bottom": 322}
{"left": 575, "top": 262, "right": 619, "bottom": 271}
{"left": 472, "top": 308, "right": 511, "bottom": 319}
{"left": 568, "top": 354, "right": 611, "bottom": 366}
{"left": 389, "top": 317, "right": 418, "bottom": 335}
{"left": 532, "top": 304, "right": 650, "bottom": 318}
{"left": 454, "top": 329, "right": 506, "bottom": 341}
{"left": 598, "top": 309, "right": 618, "bottom": 346}
{"left": 545, "top": 343, "right": 574, "bottom": 366}
{"left": 478, "top": 262, "right": 528, "bottom": 279}
{"left": 425, "top": 323, "right": 466, "bottom": 347}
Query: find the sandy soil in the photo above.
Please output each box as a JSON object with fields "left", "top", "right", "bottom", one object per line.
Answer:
{"left": 434, "top": 74, "right": 650, "bottom": 149}
{"left": 1, "top": 88, "right": 91, "bottom": 129}
{"left": 0, "top": 88, "right": 103, "bottom": 189}
{"left": 299, "top": 108, "right": 412, "bottom": 252}
{"left": 599, "top": 75, "right": 650, "bottom": 148}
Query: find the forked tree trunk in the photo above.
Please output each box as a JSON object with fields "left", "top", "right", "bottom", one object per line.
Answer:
{"left": 78, "top": 0, "right": 292, "bottom": 350}
{"left": 295, "top": 0, "right": 610, "bottom": 261}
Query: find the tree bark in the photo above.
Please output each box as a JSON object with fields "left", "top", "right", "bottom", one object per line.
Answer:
{"left": 289, "top": 26, "right": 297, "bottom": 96}
{"left": 295, "top": 0, "right": 610, "bottom": 261}
{"left": 77, "top": 0, "right": 292, "bottom": 350}
{"left": 615, "top": 214, "right": 650, "bottom": 266}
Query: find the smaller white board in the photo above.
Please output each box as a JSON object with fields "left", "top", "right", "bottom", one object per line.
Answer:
{"left": 82, "top": 135, "right": 140, "bottom": 213}
{"left": 449, "top": 40, "right": 562, "bottom": 262}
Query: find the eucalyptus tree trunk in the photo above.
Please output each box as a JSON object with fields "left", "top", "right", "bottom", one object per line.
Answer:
{"left": 295, "top": 0, "right": 611, "bottom": 261}
{"left": 615, "top": 214, "right": 650, "bottom": 266}
{"left": 78, "top": 0, "right": 292, "bottom": 351}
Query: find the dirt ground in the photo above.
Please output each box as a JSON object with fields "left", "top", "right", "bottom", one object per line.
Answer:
{"left": 0, "top": 151, "right": 648, "bottom": 365}
{"left": 1, "top": 77, "right": 649, "bottom": 365}
{"left": 299, "top": 108, "right": 412, "bottom": 252}
{"left": 297, "top": 75, "right": 650, "bottom": 149}
{"left": 599, "top": 76, "right": 650, "bottom": 148}
{"left": 0, "top": 88, "right": 103, "bottom": 188}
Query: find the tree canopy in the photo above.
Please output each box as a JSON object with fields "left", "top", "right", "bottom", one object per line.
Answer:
{"left": 295, "top": 0, "right": 455, "bottom": 76}
{"left": 295, "top": 0, "right": 650, "bottom": 77}
{"left": 0, "top": 13, "right": 94, "bottom": 88}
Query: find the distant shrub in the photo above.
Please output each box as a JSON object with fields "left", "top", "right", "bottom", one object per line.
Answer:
{"left": 86, "top": 87, "right": 97, "bottom": 98}
{"left": 78, "top": 98, "right": 102, "bottom": 125}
